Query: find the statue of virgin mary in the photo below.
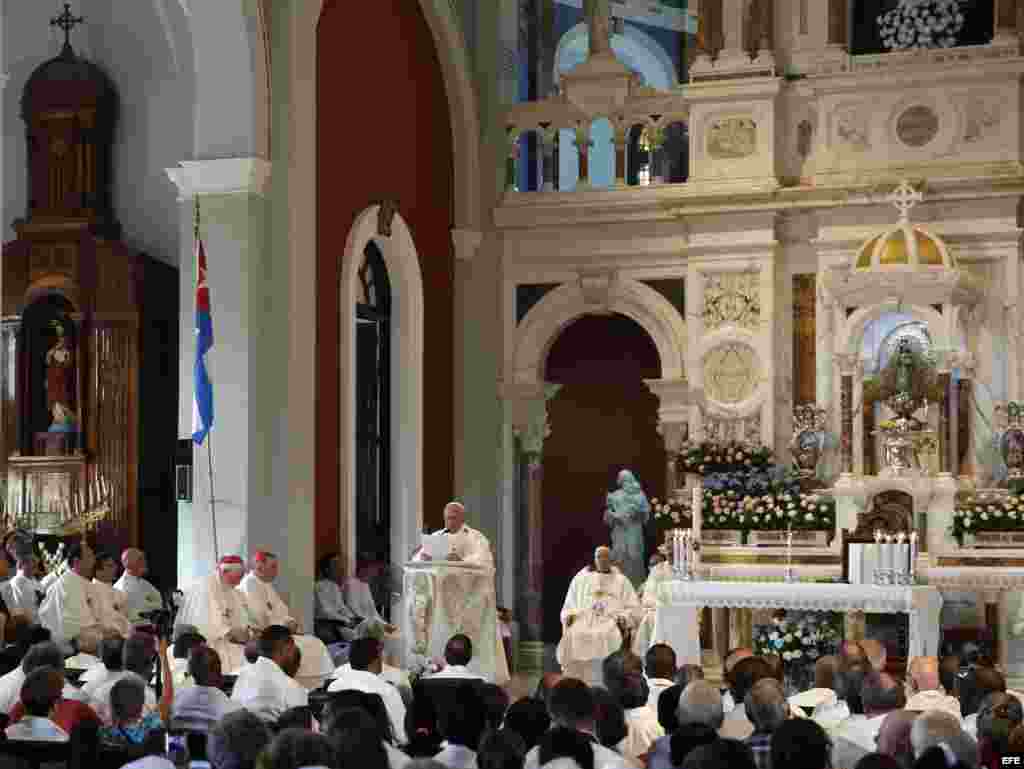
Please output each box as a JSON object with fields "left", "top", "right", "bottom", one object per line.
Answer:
{"left": 604, "top": 469, "right": 650, "bottom": 588}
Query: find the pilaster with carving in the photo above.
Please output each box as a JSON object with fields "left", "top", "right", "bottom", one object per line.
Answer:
{"left": 934, "top": 350, "right": 955, "bottom": 475}
{"left": 835, "top": 353, "right": 858, "bottom": 474}
{"left": 502, "top": 382, "right": 561, "bottom": 646}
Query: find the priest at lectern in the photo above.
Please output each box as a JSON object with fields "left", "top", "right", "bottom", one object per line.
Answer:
{"left": 406, "top": 501, "right": 508, "bottom": 684}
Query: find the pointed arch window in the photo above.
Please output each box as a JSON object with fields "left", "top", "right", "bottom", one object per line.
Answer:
{"left": 355, "top": 241, "right": 391, "bottom": 567}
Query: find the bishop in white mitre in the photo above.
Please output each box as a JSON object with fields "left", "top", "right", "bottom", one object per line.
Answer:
{"left": 557, "top": 546, "right": 639, "bottom": 686}
{"left": 90, "top": 551, "right": 133, "bottom": 638}
{"left": 174, "top": 555, "right": 253, "bottom": 674}
{"left": 239, "top": 551, "right": 335, "bottom": 688}
{"left": 114, "top": 549, "right": 164, "bottom": 624}
{"left": 39, "top": 541, "right": 121, "bottom": 654}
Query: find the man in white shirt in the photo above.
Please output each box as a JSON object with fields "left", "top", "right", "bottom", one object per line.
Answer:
{"left": 414, "top": 501, "right": 494, "bottom": 566}
{"left": 313, "top": 552, "right": 363, "bottom": 646}
{"left": 1, "top": 553, "right": 43, "bottom": 624}
{"left": 85, "top": 635, "right": 158, "bottom": 723}
{"left": 39, "top": 542, "right": 121, "bottom": 654}
{"left": 831, "top": 671, "right": 906, "bottom": 769}
{"left": 644, "top": 644, "right": 677, "bottom": 711}
{"left": 6, "top": 668, "right": 69, "bottom": 742}
{"left": 523, "top": 678, "right": 630, "bottom": 769}
{"left": 174, "top": 555, "right": 253, "bottom": 673}
{"left": 114, "top": 549, "right": 164, "bottom": 624}
{"left": 90, "top": 552, "right": 133, "bottom": 638}
{"left": 0, "top": 641, "right": 86, "bottom": 715}
{"left": 556, "top": 546, "right": 639, "bottom": 686}
{"left": 169, "top": 626, "right": 207, "bottom": 690}
{"left": 427, "top": 634, "right": 484, "bottom": 680}
{"left": 238, "top": 551, "right": 334, "bottom": 688}
{"left": 230, "top": 625, "right": 308, "bottom": 722}
{"left": 172, "top": 644, "right": 241, "bottom": 731}
{"left": 328, "top": 637, "right": 407, "bottom": 744}
{"left": 604, "top": 651, "right": 663, "bottom": 765}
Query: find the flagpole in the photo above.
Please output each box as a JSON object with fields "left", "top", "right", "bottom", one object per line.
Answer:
{"left": 196, "top": 196, "right": 220, "bottom": 563}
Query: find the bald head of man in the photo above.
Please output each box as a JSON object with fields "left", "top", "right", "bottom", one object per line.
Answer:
{"left": 121, "top": 548, "right": 146, "bottom": 577}
{"left": 594, "top": 546, "right": 612, "bottom": 573}
{"left": 909, "top": 656, "right": 941, "bottom": 693}
{"left": 443, "top": 502, "right": 466, "bottom": 533}
{"left": 677, "top": 680, "right": 725, "bottom": 731}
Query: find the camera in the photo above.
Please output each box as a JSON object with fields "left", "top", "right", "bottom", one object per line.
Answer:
{"left": 140, "top": 607, "right": 174, "bottom": 641}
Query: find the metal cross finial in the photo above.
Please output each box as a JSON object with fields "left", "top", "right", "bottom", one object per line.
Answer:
{"left": 889, "top": 179, "right": 922, "bottom": 222}
{"left": 50, "top": 3, "right": 84, "bottom": 52}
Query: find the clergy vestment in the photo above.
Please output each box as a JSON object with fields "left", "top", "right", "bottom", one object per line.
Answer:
{"left": 328, "top": 666, "right": 408, "bottom": 744}
{"left": 173, "top": 575, "right": 251, "bottom": 674}
{"left": 230, "top": 656, "right": 307, "bottom": 722}
{"left": 556, "top": 566, "right": 638, "bottom": 686}
{"left": 38, "top": 570, "right": 105, "bottom": 649}
{"left": 113, "top": 573, "right": 163, "bottom": 624}
{"left": 90, "top": 580, "right": 133, "bottom": 638}
{"left": 417, "top": 525, "right": 493, "bottom": 566}
{"left": 631, "top": 561, "right": 673, "bottom": 657}
{"left": 238, "top": 572, "right": 334, "bottom": 688}
{"left": 0, "top": 573, "right": 43, "bottom": 623}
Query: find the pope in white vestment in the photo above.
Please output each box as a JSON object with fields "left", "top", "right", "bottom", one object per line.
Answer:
{"left": 557, "top": 546, "right": 639, "bottom": 686}
{"left": 174, "top": 555, "right": 253, "bottom": 674}
{"left": 238, "top": 551, "right": 334, "bottom": 689}
{"left": 38, "top": 542, "right": 119, "bottom": 653}
{"left": 113, "top": 549, "right": 164, "bottom": 623}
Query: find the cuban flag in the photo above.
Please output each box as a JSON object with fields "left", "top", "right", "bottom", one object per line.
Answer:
{"left": 191, "top": 235, "right": 214, "bottom": 445}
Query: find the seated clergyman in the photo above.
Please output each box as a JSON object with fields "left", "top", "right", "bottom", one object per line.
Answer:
{"left": 173, "top": 555, "right": 253, "bottom": 674}
{"left": 113, "top": 549, "right": 163, "bottom": 624}
{"left": 38, "top": 542, "right": 122, "bottom": 654}
{"left": 556, "top": 546, "right": 639, "bottom": 686}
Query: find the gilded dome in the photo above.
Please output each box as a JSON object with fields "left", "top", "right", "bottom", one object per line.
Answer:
{"left": 855, "top": 223, "right": 953, "bottom": 271}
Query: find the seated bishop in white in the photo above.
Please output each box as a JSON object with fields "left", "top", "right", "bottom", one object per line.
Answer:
{"left": 557, "top": 546, "right": 639, "bottom": 686}
{"left": 113, "top": 549, "right": 164, "bottom": 624}
{"left": 174, "top": 555, "right": 253, "bottom": 674}
{"left": 39, "top": 542, "right": 123, "bottom": 654}
{"left": 90, "top": 551, "right": 133, "bottom": 638}
{"left": 238, "top": 551, "right": 335, "bottom": 688}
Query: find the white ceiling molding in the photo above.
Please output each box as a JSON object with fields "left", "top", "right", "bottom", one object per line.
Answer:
{"left": 165, "top": 157, "right": 271, "bottom": 200}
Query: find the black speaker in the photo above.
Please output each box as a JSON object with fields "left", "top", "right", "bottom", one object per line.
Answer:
{"left": 175, "top": 438, "right": 193, "bottom": 502}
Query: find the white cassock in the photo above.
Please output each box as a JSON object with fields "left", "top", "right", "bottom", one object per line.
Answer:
{"left": 1, "top": 574, "right": 43, "bottom": 622}
{"left": 113, "top": 573, "right": 163, "bottom": 624}
{"left": 173, "top": 575, "right": 251, "bottom": 674}
{"left": 556, "top": 566, "right": 639, "bottom": 686}
{"left": 631, "top": 561, "right": 673, "bottom": 657}
{"left": 238, "top": 573, "right": 334, "bottom": 688}
{"left": 90, "top": 580, "right": 133, "bottom": 638}
{"left": 342, "top": 576, "right": 401, "bottom": 657}
{"left": 38, "top": 570, "right": 105, "bottom": 649}
{"left": 416, "top": 525, "right": 494, "bottom": 566}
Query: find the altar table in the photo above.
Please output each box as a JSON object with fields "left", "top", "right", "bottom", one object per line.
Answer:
{"left": 652, "top": 580, "right": 943, "bottom": 664}
{"left": 402, "top": 560, "right": 510, "bottom": 684}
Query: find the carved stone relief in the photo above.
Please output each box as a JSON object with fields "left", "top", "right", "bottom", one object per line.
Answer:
{"left": 835, "top": 105, "right": 870, "bottom": 151}
{"left": 797, "top": 120, "right": 813, "bottom": 159}
{"left": 704, "top": 342, "right": 760, "bottom": 404}
{"left": 707, "top": 118, "right": 757, "bottom": 159}
{"left": 964, "top": 96, "right": 1003, "bottom": 143}
{"left": 705, "top": 412, "right": 762, "bottom": 444}
{"left": 703, "top": 272, "right": 761, "bottom": 332}
{"left": 895, "top": 105, "right": 940, "bottom": 148}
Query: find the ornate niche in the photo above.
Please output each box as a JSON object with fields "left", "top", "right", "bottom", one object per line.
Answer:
{"left": 0, "top": 17, "right": 177, "bottom": 559}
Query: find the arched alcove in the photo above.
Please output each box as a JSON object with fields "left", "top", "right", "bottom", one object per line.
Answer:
{"left": 540, "top": 313, "right": 665, "bottom": 641}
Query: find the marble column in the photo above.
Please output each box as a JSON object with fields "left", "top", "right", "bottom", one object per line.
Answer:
{"left": 938, "top": 371, "right": 952, "bottom": 474}
{"left": 612, "top": 122, "right": 628, "bottom": 187}
{"left": 540, "top": 125, "right": 556, "bottom": 192}
{"left": 958, "top": 360, "right": 975, "bottom": 478}
{"left": 718, "top": 0, "right": 747, "bottom": 62}
{"left": 835, "top": 353, "right": 857, "bottom": 475}
{"left": 574, "top": 124, "right": 592, "bottom": 189}
{"left": 506, "top": 128, "right": 519, "bottom": 193}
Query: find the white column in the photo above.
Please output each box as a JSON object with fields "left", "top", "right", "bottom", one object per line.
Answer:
{"left": 718, "top": 0, "right": 746, "bottom": 61}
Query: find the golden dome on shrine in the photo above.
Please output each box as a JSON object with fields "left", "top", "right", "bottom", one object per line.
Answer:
{"left": 854, "top": 181, "right": 956, "bottom": 271}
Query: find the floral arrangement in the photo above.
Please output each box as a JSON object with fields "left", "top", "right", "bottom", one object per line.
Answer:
{"left": 651, "top": 496, "right": 691, "bottom": 529}
{"left": 678, "top": 441, "right": 773, "bottom": 476}
{"left": 950, "top": 491, "right": 1024, "bottom": 542}
{"left": 754, "top": 610, "right": 841, "bottom": 667}
{"left": 877, "top": 0, "right": 965, "bottom": 51}
{"left": 699, "top": 486, "right": 836, "bottom": 532}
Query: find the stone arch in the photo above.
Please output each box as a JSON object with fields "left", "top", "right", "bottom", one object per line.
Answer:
{"left": 339, "top": 206, "right": 425, "bottom": 577}
{"left": 512, "top": 279, "right": 686, "bottom": 386}
{"left": 839, "top": 301, "right": 952, "bottom": 357}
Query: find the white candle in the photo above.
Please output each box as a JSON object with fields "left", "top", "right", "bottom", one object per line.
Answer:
{"left": 883, "top": 534, "right": 892, "bottom": 571}
{"left": 909, "top": 531, "right": 918, "bottom": 578}
{"left": 692, "top": 486, "right": 701, "bottom": 518}
{"left": 896, "top": 532, "right": 906, "bottom": 575}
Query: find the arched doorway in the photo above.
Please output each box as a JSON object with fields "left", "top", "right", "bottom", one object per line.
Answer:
{"left": 541, "top": 313, "right": 665, "bottom": 642}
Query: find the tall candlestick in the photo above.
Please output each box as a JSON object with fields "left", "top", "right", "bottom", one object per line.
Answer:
{"left": 909, "top": 531, "right": 918, "bottom": 581}
{"left": 896, "top": 532, "right": 906, "bottom": 579}
{"left": 883, "top": 534, "right": 893, "bottom": 581}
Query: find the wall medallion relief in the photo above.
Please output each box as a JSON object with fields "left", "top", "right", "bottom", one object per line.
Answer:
{"left": 707, "top": 117, "right": 757, "bottom": 159}
{"left": 895, "top": 105, "right": 939, "bottom": 148}
{"left": 702, "top": 272, "right": 761, "bottom": 332}
{"left": 835, "top": 105, "right": 870, "bottom": 150}
{"left": 703, "top": 342, "right": 761, "bottom": 405}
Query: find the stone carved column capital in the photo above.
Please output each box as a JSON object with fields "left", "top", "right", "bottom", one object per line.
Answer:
{"left": 501, "top": 381, "right": 561, "bottom": 460}
{"left": 834, "top": 352, "right": 859, "bottom": 377}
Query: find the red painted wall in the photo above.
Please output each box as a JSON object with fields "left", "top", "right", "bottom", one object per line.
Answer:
{"left": 317, "top": 1, "right": 454, "bottom": 559}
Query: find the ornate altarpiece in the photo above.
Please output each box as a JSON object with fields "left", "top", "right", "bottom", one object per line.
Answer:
{"left": 0, "top": 30, "right": 178, "bottom": 560}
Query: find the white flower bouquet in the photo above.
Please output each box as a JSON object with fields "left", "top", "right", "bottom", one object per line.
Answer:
{"left": 877, "top": 0, "right": 965, "bottom": 51}
{"left": 951, "top": 491, "right": 1024, "bottom": 542}
{"left": 753, "top": 611, "right": 841, "bottom": 667}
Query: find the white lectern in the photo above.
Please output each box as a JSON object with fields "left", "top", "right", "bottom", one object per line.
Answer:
{"left": 403, "top": 560, "right": 510, "bottom": 684}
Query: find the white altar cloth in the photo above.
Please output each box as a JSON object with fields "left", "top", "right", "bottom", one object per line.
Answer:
{"left": 402, "top": 560, "right": 509, "bottom": 685}
{"left": 653, "top": 580, "right": 943, "bottom": 661}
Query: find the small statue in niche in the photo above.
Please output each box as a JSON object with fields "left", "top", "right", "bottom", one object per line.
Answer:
{"left": 45, "top": 321, "right": 76, "bottom": 432}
